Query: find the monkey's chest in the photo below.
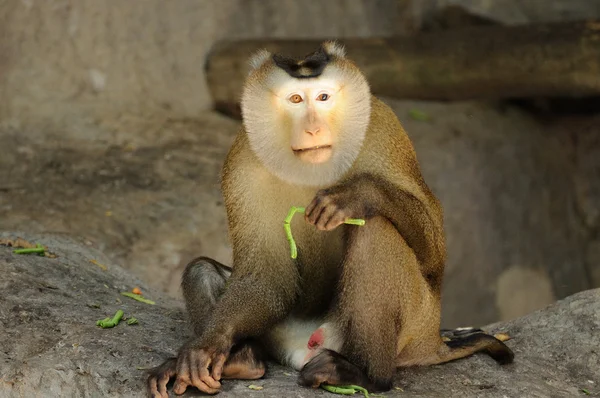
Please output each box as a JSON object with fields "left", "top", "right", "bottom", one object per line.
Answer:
{"left": 270, "top": 184, "right": 344, "bottom": 262}
{"left": 293, "top": 221, "right": 345, "bottom": 266}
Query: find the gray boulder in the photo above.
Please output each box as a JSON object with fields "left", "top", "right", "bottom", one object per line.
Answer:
{"left": 1, "top": 231, "right": 598, "bottom": 397}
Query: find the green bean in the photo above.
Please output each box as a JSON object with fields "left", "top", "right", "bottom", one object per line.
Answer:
{"left": 96, "top": 309, "right": 124, "bottom": 328}
{"left": 284, "top": 206, "right": 305, "bottom": 259}
{"left": 284, "top": 206, "right": 365, "bottom": 259}
{"left": 13, "top": 243, "right": 45, "bottom": 256}
{"left": 321, "top": 384, "right": 370, "bottom": 397}
{"left": 120, "top": 292, "right": 156, "bottom": 305}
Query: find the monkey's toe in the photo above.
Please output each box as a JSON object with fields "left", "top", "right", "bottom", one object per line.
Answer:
{"left": 222, "top": 361, "right": 266, "bottom": 380}
{"left": 221, "top": 341, "right": 267, "bottom": 380}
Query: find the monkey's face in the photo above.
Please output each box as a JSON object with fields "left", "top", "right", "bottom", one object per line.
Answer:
{"left": 241, "top": 42, "right": 371, "bottom": 187}
{"left": 276, "top": 78, "right": 339, "bottom": 165}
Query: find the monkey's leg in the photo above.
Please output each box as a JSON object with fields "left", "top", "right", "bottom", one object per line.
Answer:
{"left": 181, "top": 256, "right": 232, "bottom": 337}
{"left": 147, "top": 257, "right": 266, "bottom": 398}
{"left": 182, "top": 257, "right": 268, "bottom": 379}
{"left": 299, "top": 217, "right": 404, "bottom": 392}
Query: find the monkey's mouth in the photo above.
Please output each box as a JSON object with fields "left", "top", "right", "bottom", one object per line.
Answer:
{"left": 292, "top": 145, "right": 332, "bottom": 154}
{"left": 292, "top": 145, "right": 333, "bottom": 164}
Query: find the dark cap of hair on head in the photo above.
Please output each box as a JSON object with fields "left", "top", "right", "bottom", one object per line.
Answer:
{"left": 272, "top": 45, "right": 331, "bottom": 79}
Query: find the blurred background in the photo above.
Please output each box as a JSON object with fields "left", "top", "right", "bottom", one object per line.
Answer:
{"left": 1, "top": 0, "right": 599, "bottom": 329}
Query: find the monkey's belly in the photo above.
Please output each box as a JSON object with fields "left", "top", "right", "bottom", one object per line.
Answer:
{"left": 262, "top": 317, "right": 324, "bottom": 370}
{"left": 262, "top": 317, "right": 343, "bottom": 371}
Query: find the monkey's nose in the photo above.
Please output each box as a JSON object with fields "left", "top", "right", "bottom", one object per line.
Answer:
{"left": 305, "top": 127, "right": 320, "bottom": 135}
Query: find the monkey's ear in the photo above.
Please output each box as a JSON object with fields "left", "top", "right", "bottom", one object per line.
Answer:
{"left": 322, "top": 40, "right": 346, "bottom": 58}
{"left": 248, "top": 49, "right": 272, "bottom": 71}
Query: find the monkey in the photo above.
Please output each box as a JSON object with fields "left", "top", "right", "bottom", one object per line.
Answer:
{"left": 147, "top": 41, "right": 514, "bottom": 398}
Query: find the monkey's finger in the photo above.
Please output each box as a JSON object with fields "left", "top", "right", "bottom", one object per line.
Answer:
{"left": 306, "top": 203, "right": 327, "bottom": 226}
{"left": 306, "top": 193, "right": 331, "bottom": 224}
{"left": 147, "top": 376, "right": 164, "bottom": 398}
{"left": 175, "top": 357, "right": 191, "bottom": 383}
{"left": 305, "top": 197, "right": 320, "bottom": 221}
{"left": 194, "top": 364, "right": 222, "bottom": 394}
{"left": 190, "top": 352, "right": 221, "bottom": 394}
{"left": 157, "top": 371, "right": 173, "bottom": 398}
{"left": 315, "top": 205, "right": 338, "bottom": 230}
{"left": 190, "top": 373, "right": 220, "bottom": 395}
{"left": 172, "top": 377, "right": 190, "bottom": 395}
{"left": 199, "top": 372, "right": 221, "bottom": 391}
{"left": 190, "top": 366, "right": 221, "bottom": 392}
{"left": 188, "top": 365, "right": 206, "bottom": 393}
{"left": 199, "top": 382, "right": 220, "bottom": 395}
{"left": 305, "top": 205, "right": 319, "bottom": 224}
{"left": 211, "top": 353, "right": 227, "bottom": 380}
{"left": 323, "top": 213, "right": 345, "bottom": 231}
{"left": 173, "top": 359, "right": 192, "bottom": 395}
{"left": 189, "top": 352, "right": 222, "bottom": 391}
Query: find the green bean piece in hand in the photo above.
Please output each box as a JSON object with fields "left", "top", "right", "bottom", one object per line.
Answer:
{"left": 284, "top": 206, "right": 305, "bottom": 259}
{"left": 284, "top": 206, "right": 365, "bottom": 259}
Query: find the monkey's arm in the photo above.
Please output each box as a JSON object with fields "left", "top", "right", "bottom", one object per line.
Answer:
{"left": 171, "top": 135, "right": 300, "bottom": 395}
{"left": 305, "top": 172, "right": 446, "bottom": 287}
{"left": 206, "top": 136, "right": 300, "bottom": 343}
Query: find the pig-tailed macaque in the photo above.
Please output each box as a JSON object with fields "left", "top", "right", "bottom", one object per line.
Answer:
{"left": 147, "top": 41, "right": 514, "bottom": 398}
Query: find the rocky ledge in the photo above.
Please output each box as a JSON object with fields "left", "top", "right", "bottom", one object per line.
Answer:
{"left": 0, "top": 231, "right": 598, "bottom": 397}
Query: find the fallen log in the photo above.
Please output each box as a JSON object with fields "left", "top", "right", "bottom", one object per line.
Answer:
{"left": 205, "top": 20, "right": 600, "bottom": 119}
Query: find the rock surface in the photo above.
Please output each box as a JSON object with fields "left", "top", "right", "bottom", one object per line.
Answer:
{"left": 0, "top": 111, "right": 240, "bottom": 300}
{"left": 1, "top": 231, "right": 599, "bottom": 397}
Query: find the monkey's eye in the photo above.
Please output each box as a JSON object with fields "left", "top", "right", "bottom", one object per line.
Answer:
{"left": 289, "top": 94, "right": 303, "bottom": 104}
{"left": 317, "top": 93, "right": 330, "bottom": 101}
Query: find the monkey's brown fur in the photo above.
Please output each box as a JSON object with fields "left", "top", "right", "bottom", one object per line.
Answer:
{"left": 147, "top": 42, "right": 513, "bottom": 398}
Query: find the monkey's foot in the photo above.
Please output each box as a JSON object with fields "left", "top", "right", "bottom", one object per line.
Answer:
{"left": 298, "top": 349, "right": 376, "bottom": 391}
{"left": 221, "top": 343, "right": 266, "bottom": 380}
{"left": 147, "top": 357, "right": 177, "bottom": 398}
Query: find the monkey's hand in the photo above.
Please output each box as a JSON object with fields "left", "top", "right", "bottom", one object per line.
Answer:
{"left": 305, "top": 185, "right": 367, "bottom": 231}
{"left": 172, "top": 333, "right": 233, "bottom": 395}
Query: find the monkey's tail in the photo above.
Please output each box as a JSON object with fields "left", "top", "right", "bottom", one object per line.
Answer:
{"left": 437, "top": 327, "right": 514, "bottom": 365}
